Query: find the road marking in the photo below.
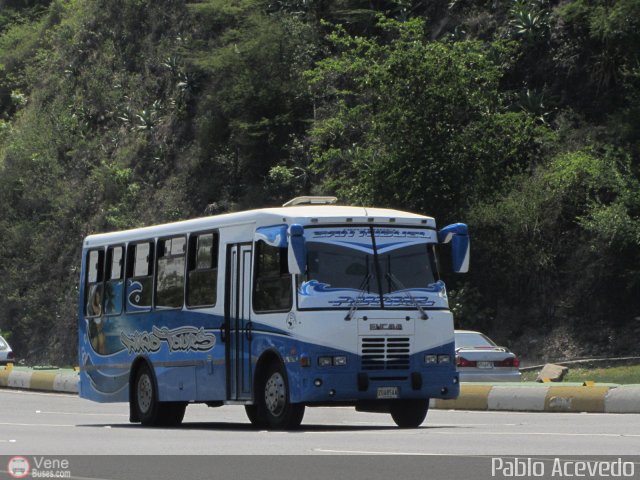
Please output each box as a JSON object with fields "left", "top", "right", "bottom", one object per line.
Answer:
{"left": 0, "top": 389, "right": 76, "bottom": 398}
{"left": 431, "top": 423, "right": 519, "bottom": 426}
{"left": 0, "top": 421, "right": 75, "bottom": 428}
{"left": 431, "top": 431, "right": 640, "bottom": 438}
{"left": 305, "top": 429, "right": 420, "bottom": 435}
{"left": 349, "top": 421, "right": 519, "bottom": 427}
{"left": 434, "top": 409, "right": 640, "bottom": 417}
{"left": 35, "top": 410, "right": 127, "bottom": 417}
{"left": 305, "top": 428, "right": 640, "bottom": 438}
{"left": 314, "top": 449, "right": 463, "bottom": 455}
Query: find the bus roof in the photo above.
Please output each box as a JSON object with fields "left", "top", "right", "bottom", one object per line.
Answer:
{"left": 83, "top": 205, "right": 436, "bottom": 248}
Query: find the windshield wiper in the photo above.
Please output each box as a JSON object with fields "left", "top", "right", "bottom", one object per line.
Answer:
{"left": 344, "top": 273, "right": 372, "bottom": 321}
{"left": 385, "top": 272, "right": 429, "bottom": 320}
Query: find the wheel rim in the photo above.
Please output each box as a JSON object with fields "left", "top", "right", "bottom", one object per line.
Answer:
{"left": 264, "top": 372, "right": 286, "bottom": 417}
{"left": 137, "top": 373, "right": 153, "bottom": 414}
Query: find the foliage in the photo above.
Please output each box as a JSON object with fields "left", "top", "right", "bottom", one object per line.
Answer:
{"left": 0, "top": 0, "right": 638, "bottom": 364}
{"left": 467, "top": 150, "right": 640, "bottom": 354}
{"left": 308, "top": 18, "right": 548, "bottom": 223}
{"left": 183, "top": 0, "right": 318, "bottom": 210}
{"left": 521, "top": 364, "right": 640, "bottom": 385}
{"left": 552, "top": 0, "right": 640, "bottom": 116}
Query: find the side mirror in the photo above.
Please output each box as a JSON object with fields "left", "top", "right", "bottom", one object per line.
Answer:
{"left": 287, "top": 224, "right": 306, "bottom": 275}
{"left": 438, "top": 223, "right": 470, "bottom": 273}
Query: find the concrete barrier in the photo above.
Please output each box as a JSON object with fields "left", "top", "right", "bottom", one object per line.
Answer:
{"left": 604, "top": 385, "right": 640, "bottom": 413}
{"left": 53, "top": 372, "right": 80, "bottom": 393}
{"left": 0, "top": 365, "right": 79, "bottom": 393}
{"left": 488, "top": 385, "right": 548, "bottom": 411}
{"left": 544, "top": 385, "right": 611, "bottom": 413}
{"left": 431, "top": 382, "right": 640, "bottom": 413}
{"left": 433, "top": 384, "right": 493, "bottom": 410}
{"left": 2, "top": 365, "right": 639, "bottom": 413}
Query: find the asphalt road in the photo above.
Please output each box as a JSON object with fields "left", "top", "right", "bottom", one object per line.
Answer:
{"left": 1, "top": 388, "right": 639, "bottom": 457}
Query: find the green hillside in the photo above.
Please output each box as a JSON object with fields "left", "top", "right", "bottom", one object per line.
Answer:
{"left": 1, "top": 0, "right": 639, "bottom": 365}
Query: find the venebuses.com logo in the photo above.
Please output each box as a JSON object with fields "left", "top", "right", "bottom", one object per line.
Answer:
{"left": 7, "top": 456, "right": 30, "bottom": 479}
{"left": 6, "top": 456, "right": 72, "bottom": 478}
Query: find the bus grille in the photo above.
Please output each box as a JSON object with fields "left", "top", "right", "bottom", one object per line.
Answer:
{"left": 361, "top": 337, "right": 411, "bottom": 370}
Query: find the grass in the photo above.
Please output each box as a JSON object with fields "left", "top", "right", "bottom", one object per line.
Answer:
{"left": 521, "top": 364, "right": 640, "bottom": 384}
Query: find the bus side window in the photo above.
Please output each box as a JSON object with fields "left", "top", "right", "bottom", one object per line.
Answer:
{"left": 186, "top": 232, "right": 218, "bottom": 308}
{"left": 104, "top": 246, "right": 124, "bottom": 315}
{"left": 253, "top": 241, "right": 292, "bottom": 313}
{"left": 126, "top": 241, "right": 154, "bottom": 312}
{"left": 85, "top": 249, "right": 105, "bottom": 317}
{"left": 156, "top": 236, "right": 186, "bottom": 309}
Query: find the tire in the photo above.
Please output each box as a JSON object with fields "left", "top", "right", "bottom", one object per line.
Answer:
{"left": 245, "top": 405, "right": 267, "bottom": 429}
{"left": 390, "top": 399, "right": 429, "bottom": 428}
{"left": 158, "top": 402, "right": 187, "bottom": 427}
{"left": 258, "top": 362, "right": 305, "bottom": 430}
{"left": 134, "top": 363, "right": 160, "bottom": 425}
{"left": 133, "top": 363, "right": 186, "bottom": 427}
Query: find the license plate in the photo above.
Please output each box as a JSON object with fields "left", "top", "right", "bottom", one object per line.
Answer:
{"left": 377, "top": 387, "right": 399, "bottom": 399}
{"left": 477, "top": 361, "right": 494, "bottom": 369}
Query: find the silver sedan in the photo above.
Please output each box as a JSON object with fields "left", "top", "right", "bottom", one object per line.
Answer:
{"left": 0, "top": 335, "right": 14, "bottom": 366}
{"left": 455, "top": 330, "right": 521, "bottom": 382}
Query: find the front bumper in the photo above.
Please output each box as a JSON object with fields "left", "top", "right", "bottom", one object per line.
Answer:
{"left": 292, "top": 367, "right": 460, "bottom": 404}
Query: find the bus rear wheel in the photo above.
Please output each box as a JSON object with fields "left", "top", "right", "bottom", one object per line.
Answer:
{"left": 258, "top": 362, "right": 304, "bottom": 430}
{"left": 133, "top": 363, "right": 186, "bottom": 427}
{"left": 159, "top": 402, "right": 187, "bottom": 426}
{"left": 390, "top": 399, "right": 429, "bottom": 428}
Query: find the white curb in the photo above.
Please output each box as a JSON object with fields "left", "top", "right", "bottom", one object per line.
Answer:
{"left": 53, "top": 373, "right": 80, "bottom": 393}
{"left": 8, "top": 370, "right": 32, "bottom": 389}
{"left": 488, "top": 386, "right": 549, "bottom": 411}
{"left": 604, "top": 385, "right": 640, "bottom": 413}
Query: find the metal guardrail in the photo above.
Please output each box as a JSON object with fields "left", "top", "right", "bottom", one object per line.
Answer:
{"left": 520, "top": 356, "right": 640, "bottom": 372}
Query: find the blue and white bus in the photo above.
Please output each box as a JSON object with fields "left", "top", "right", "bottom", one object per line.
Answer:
{"left": 78, "top": 197, "right": 470, "bottom": 429}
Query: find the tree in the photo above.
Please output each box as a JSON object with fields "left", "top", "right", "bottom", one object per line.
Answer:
{"left": 467, "top": 149, "right": 640, "bottom": 355}
{"left": 308, "top": 17, "right": 548, "bottom": 223}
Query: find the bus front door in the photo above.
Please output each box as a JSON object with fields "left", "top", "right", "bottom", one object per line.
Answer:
{"left": 225, "top": 243, "right": 253, "bottom": 401}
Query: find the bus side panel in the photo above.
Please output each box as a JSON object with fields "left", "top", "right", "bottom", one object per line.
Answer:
{"left": 78, "top": 306, "right": 226, "bottom": 403}
{"left": 155, "top": 365, "right": 197, "bottom": 401}
{"left": 78, "top": 248, "right": 129, "bottom": 402}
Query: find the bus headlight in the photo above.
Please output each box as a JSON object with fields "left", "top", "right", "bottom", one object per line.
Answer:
{"left": 318, "top": 356, "right": 347, "bottom": 366}
{"left": 425, "top": 354, "right": 438, "bottom": 364}
{"left": 438, "top": 354, "right": 451, "bottom": 364}
{"left": 333, "top": 356, "right": 347, "bottom": 366}
{"left": 318, "top": 356, "right": 333, "bottom": 367}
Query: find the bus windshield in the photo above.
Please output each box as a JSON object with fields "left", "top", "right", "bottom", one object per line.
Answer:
{"left": 306, "top": 242, "right": 437, "bottom": 294}
{"left": 298, "top": 226, "right": 441, "bottom": 310}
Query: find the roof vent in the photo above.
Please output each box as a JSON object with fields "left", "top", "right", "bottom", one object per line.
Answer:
{"left": 282, "top": 196, "right": 338, "bottom": 207}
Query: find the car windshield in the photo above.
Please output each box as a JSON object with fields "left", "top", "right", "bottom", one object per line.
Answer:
{"left": 455, "top": 332, "right": 496, "bottom": 348}
{"left": 0, "top": 337, "right": 7, "bottom": 350}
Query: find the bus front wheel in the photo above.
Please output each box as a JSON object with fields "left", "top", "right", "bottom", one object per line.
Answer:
{"left": 258, "top": 362, "right": 304, "bottom": 430}
{"left": 245, "top": 405, "right": 267, "bottom": 428}
{"left": 390, "top": 399, "right": 429, "bottom": 428}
